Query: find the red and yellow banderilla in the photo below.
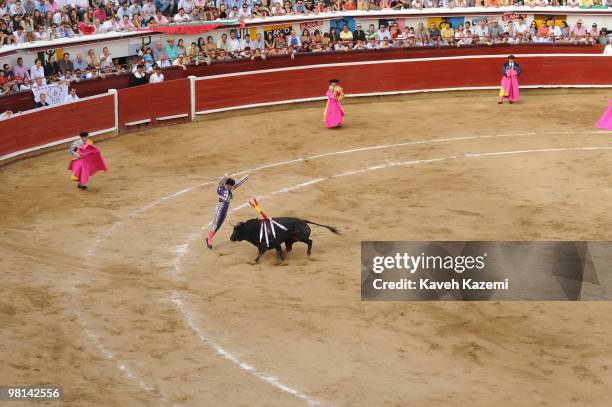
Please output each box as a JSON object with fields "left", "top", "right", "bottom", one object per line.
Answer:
{"left": 248, "top": 197, "right": 287, "bottom": 247}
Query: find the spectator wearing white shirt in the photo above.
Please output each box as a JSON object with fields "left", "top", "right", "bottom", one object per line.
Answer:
{"left": 216, "top": 33, "right": 230, "bottom": 51}
{"left": 58, "top": 21, "right": 74, "bottom": 38}
{"left": 293, "top": 0, "right": 306, "bottom": 13}
{"left": 172, "top": 54, "right": 188, "bottom": 70}
{"left": 375, "top": 25, "right": 391, "bottom": 42}
{"left": 30, "top": 58, "right": 46, "bottom": 85}
{"left": 228, "top": 5, "right": 239, "bottom": 19}
{"left": 101, "top": 16, "right": 120, "bottom": 33}
{"left": 93, "top": 18, "right": 102, "bottom": 34}
{"left": 237, "top": 3, "right": 251, "bottom": 18}
{"left": 52, "top": 9, "right": 68, "bottom": 26}
{"left": 149, "top": 65, "right": 165, "bottom": 83}
{"left": 48, "top": 23, "right": 62, "bottom": 39}
{"left": 128, "top": 0, "right": 143, "bottom": 17}
{"left": 117, "top": 2, "right": 132, "bottom": 20}
{"left": 13, "top": 27, "right": 26, "bottom": 43}
{"left": 73, "top": 53, "right": 87, "bottom": 71}
{"left": 548, "top": 20, "right": 562, "bottom": 40}
{"left": 240, "top": 34, "right": 256, "bottom": 51}
{"left": 157, "top": 53, "right": 172, "bottom": 68}
{"left": 0, "top": 109, "right": 12, "bottom": 119}
{"left": 513, "top": 18, "right": 528, "bottom": 36}
{"left": 271, "top": 1, "right": 284, "bottom": 14}
{"left": 63, "top": 87, "right": 79, "bottom": 103}
{"left": 83, "top": 68, "right": 96, "bottom": 79}
{"left": 59, "top": 70, "right": 77, "bottom": 82}
{"left": 99, "top": 47, "right": 113, "bottom": 69}
{"left": 458, "top": 30, "right": 473, "bottom": 46}
{"left": 604, "top": 38, "right": 612, "bottom": 56}
{"left": 34, "top": 25, "right": 51, "bottom": 41}
{"left": 253, "top": 33, "right": 265, "bottom": 50}
{"left": 178, "top": 0, "right": 195, "bottom": 13}
{"left": 174, "top": 8, "right": 191, "bottom": 22}
{"left": 142, "top": 0, "right": 156, "bottom": 17}
{"left": 10, "top": 1, "right": 26, "bottom": 15}
{"left": 473, "top": 20, "right": 489, "bottom": 42}
{"left": 228, "top": 31, "right": 241, "bottom": 53}
{"left": 20, "top": 77, "right": 32, "bottom": 90}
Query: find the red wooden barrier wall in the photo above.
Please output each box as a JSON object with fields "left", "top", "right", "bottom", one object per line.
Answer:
{"left": 0, "top": 94, "right": 115, "bottom": 157}
{"left": 2, "top": 51, "right": 611, "bottom": 162}
{"left": 0, "top": 44, "right": 604, "bottom": 114}
{"left": 195, "top": 55, "right": 612, "bottom": 112}
{"left": 117, "top": 79, "right": 191, "bottom": 131}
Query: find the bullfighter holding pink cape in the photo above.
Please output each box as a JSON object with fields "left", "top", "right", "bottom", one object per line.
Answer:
{"left": 324, "top": 79, "right": 345, "bottom": 128}
{"left": 596, "top": 99, "right": 612, "bottom": 130}
{"left": 499, "top": 55, "right": 521, "bottom": 104}
{"left": 68, "top": 132, "right": 107, "bottom": 190}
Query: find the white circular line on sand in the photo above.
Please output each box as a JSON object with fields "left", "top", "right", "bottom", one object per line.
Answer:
{"left": 172, "top": 145, "right": 612, "bottom": 406}
{"left": 65, "top": 280, "right": 169, "bottom": 404}
{"left": 84, "top": 131, "right": 608, "bottom": 405}
{"left": 170, "top": 291, "right": 323, "bottom": 407}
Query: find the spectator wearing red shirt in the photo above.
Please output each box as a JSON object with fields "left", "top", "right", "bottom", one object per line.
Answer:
{"left": 344, "top": 0, "right": 357, "bottom": 10}
{"left": 93, "top": 6, "right": 106, "bottom": 23}
{"left": 3, "top": 64, "right": 14, "bottom": 82}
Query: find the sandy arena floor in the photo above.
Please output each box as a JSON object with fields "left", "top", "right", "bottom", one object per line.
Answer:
{"left": 1, "top": 89, "right": 612, "bottom": 407}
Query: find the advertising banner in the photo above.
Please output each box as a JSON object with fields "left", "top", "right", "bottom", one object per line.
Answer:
{"left": 263, "top": 23, "right": 293, "bottom": 38}
{"left": 300, "top": 20, "right": 325, "bottom": 34}
{"left": 330, "top": 16, "right": 356, "bottom": 32}
{"left": 427, "top": 16, "right": 465, "bottom": 30}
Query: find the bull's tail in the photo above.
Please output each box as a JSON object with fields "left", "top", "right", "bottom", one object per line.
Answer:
{"left": 303, "top": 220, "right": 340, "bottom": 235}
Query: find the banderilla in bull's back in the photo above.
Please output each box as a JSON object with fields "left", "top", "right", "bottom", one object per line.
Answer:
{"left": 230, "top": 217, "right": 340, "bottom": 264}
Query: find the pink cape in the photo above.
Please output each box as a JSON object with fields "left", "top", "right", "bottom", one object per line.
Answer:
{"left": 324, "top": 90, "right": 345, "bottom": 128}
{"left": 68, "top": 144, "right": 108, "bottom": 185}
{"left": 596, "top": 99, "right": 612, "bottom": 130}
{"left": 499, "top": 68, "right": 520, "bottom": 102}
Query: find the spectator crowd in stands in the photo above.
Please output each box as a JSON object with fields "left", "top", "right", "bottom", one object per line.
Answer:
{"left": 0, "top": 0, "right": 611, "bottom": 48}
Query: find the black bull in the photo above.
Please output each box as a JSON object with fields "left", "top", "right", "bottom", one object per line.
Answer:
{"left": 230, "top": 217, "right": 340, "bottom": 263}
